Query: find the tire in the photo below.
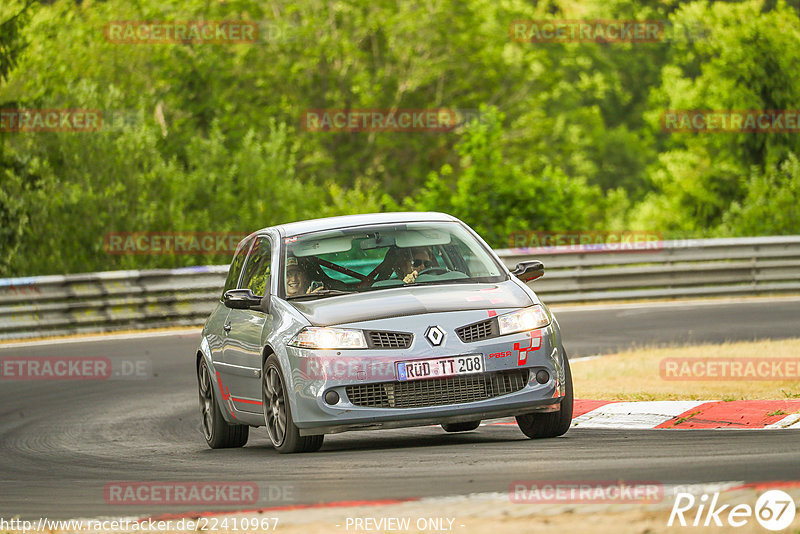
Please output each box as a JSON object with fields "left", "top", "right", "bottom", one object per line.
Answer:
{"left": 262, "top": 355, "right": 324, "bottom": 453}
{"left": 198, "top": 359, "right": 249, "bottom": 449}
{"left": 516, "top": 350, "right": 574, "bottom": 439}
{"left": 441, "top": 421, "right": 481, "bottom": 432}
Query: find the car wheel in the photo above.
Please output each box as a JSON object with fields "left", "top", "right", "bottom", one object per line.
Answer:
{"left": 516, "top": 350, "right": 574, "bottom": 439}
{"left": 262, "top": 355, "right": 324, "bottom": 453}
{"left": 441, "top": 421, "right": 481, "bottom": 432}
{"left": 198, "top": 359, "right": 249, "bottom": 449}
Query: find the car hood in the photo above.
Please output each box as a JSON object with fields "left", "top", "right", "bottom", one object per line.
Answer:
{"left": 290, "top": 281, "right": 535, "bottom": 326}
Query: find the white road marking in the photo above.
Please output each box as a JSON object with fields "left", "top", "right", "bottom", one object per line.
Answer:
{"left": 570, "top": 401, "right": 710, "bottom": 429}
{"left": 765, "top": 413, "right": 800, "bottom": 429}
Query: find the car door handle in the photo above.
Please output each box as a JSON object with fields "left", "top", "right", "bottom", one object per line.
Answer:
{"left": 223, "top": 322, "right": 232, "bottom": 333}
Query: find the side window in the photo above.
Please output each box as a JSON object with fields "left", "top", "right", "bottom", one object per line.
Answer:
{"left": 239, "top": 236, "right": 272, "bottom": 297}
{"left": 221, "top": 237, "right": 254, "bottom": 298}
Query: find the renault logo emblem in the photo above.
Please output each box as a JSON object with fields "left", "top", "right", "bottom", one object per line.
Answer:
{"left": 425, "top": 326, "right": 445, "bottom": 346}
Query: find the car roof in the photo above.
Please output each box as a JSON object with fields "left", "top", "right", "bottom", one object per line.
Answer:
{"left": 263, "top": 212, "right": 459, "bottom": 237}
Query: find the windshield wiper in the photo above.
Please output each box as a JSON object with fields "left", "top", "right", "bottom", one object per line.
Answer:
{"left": 286, "top": 289, "right": 356, "bottom": 300}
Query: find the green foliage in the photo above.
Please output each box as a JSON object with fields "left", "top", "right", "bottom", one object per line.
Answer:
{"left": 639, "top": 0, "right": 800, "bottom": 233}
{"left": 406, "top": 107, "right": 605, "bottom": 248}
{"left": 0, "top": 0, "right": 798, "bottom": 276}
{"left": 1, "top": 81, "right": 384, "bottom": 275}
{"left": 0, "top": 1, "right": 33, "bottom": 84}
{"left": 719, "top": 153, "right": 800, "bottom": 236}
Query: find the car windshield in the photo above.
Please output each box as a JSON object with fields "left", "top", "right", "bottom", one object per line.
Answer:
{"left": 281, "top": 221, "right": 505, "bottom": 298}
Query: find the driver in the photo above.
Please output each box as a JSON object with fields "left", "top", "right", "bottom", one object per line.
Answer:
{"left": 285, "top": 257, "right": 324, "bottom": 297}
{"left": 389, "top": 247, "right": 436, "bottom": 284}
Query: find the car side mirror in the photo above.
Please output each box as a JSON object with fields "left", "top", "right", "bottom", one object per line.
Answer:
{"left": 511, "top": 260, "right": 544, "bottom": 282}
{"left": 223, "top": 289, "right": 262, "bottom": 310}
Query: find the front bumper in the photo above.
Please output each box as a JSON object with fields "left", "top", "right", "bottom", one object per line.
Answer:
{"left": 298, "top": 396, "right": 562, "bottom": 436}
{"left": 285, "top": 318, "right": 567, "bottom": 435}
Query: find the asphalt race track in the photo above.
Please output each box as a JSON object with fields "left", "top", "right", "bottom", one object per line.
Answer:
{"left": 557, "top": 297, "right": 800, "bottom": 357}
{"left": 1, "top": 298, "right": 799, "bottom": 519}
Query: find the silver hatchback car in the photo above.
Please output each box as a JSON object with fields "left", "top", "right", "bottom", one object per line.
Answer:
{"left": 196, "top": 212, "right": 572, "bottom": 453}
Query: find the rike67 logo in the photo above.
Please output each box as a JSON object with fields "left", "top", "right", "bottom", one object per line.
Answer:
{"left": 669, "top": 490, "right": 796, "bottom": 531}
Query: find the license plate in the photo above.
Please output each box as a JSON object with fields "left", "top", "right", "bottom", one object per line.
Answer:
{"left": 396, "top": 354, "right": 484, "bottom": 381}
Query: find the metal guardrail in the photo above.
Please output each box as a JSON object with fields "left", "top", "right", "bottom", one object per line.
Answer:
{"left": 497, "top": 236, "right": 800, "bottom": 303}
{"left": 0, "top": 266, "right": 228, "bottom": 340}
{"left": 1, "top": 236, "right": 798, "bottom": 340}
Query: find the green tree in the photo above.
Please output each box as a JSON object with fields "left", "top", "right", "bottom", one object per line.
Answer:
{"left": 719, "top": 153, "right": 800, "bottom": 236}
{"left": 635, "top": 0, "right": 800, "bottom": 233}
{"left": 0, "top": 0, "right": 36, "bottom": 276}
{"left": 406, "top": 107, "right": 604, "bottom": 247}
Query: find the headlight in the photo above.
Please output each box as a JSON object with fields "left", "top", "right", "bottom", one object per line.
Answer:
{"left": 288, "top": 327, "right": 367, "bottom": 350}
{"left": 497, "top": 306, "right": 550, "bottom": 335}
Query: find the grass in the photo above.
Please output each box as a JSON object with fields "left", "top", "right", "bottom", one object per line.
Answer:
{"left": 571, "top": 338, "right": 800, "bottom": 401}
{"left": 671, "top": 410, "right": 702, "bottom": 426}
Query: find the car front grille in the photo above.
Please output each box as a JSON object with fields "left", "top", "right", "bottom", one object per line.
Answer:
{"left": 455, "top": 319, "right": 497, "bottom": 343}
{"left": 367, "top": 331, "right": 413, "bottom": 349}
{"left": 345, "top": 369, "right": 529, "bottom": 408}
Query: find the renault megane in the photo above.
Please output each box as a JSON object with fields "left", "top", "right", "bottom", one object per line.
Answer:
{"left": 196, "top": 212, "right": 572, "bottom": 453}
